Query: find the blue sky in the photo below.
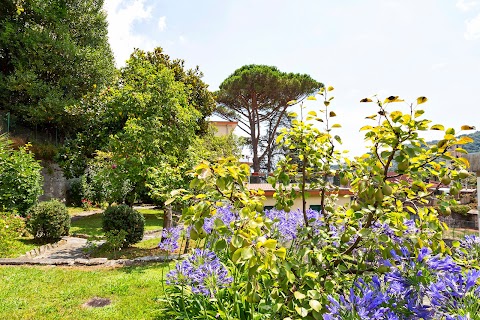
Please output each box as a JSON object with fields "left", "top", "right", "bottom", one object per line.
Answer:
{"left": 104, "top": 0, "right": 480, "bottom": 156}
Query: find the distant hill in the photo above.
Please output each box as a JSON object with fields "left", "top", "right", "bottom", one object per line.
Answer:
{"left": 428, "top": 131, "right": 480, "bottom": 154}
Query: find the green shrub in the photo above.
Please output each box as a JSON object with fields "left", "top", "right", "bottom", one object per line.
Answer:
{"left": 66, "top": 177, "right": 85, "bottom": 207}
{"left": 102, "top": 205, "right": 145, "bottom": 246}
{"left": 26, "top": 200, "right": 70, "bottom": 241}
{"left": 451, "top": 204, "right": 471, "bottom": 216}
{"left": 0, "top": 212, "right": 26, "bottom": 256}
{"left": 0, "top": 135, "right": 43, "bottom": 215}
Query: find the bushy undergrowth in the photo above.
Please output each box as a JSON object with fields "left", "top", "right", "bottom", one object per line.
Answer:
{"left": 450, "top": 204, "right": 471, "bottom": 216}
{"left": 102, "top": 205, "right": 145, "bottom": 246}
{"left": 26, "top": 200, "right": 70, "bottom": 242}
{"left": 0, "top": 212, "right": 26, "bottom": 256}
{"left": 0, "top": 134, "right": 43, "bottom": 215}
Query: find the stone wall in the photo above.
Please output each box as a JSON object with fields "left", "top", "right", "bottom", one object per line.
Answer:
{"left": 39, "top": 161, "right": 67, "bottom": 202}
{"left": 440, "top": 212, "right": 478, "bottom": 230}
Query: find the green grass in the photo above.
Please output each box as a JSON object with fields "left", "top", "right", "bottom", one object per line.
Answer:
{"left": 0, "top": 263, "right": 171, "bottom": 319}
{"left": 89, "top": 237, "right": 165, "bottom": 260}
{"left": 70, "top": 214, "right": 104, "bottom": 237}
{"left": 0, "top": 237, "right": 39, "bottom": 258}
{"left": 67, "top": 206, "right": 103, "bottom": 217}
{"left": 70, "top": 208, "right": 164, "bottom": 238}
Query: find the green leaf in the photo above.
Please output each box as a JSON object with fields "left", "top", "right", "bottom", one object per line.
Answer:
{"left": 241, "top": 247, "right": 254, "bottom": 260}
{"left": 452, "top": 240, "right": 460, "bottom": 248}
{"left": 215, "top": 239, "right": 228, "bottom": 251}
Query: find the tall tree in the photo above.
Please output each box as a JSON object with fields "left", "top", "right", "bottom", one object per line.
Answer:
{"left": 216, "top": 65, "right": 322, "bottom": 173}
{"left": 0, "top": 0, "right": 115, "bottom": 136}
{"left": 84, "top": 49, "right": 202, "bottom": 206}
{"left": 58, "top": 47, "right": 216, "bottom": 178}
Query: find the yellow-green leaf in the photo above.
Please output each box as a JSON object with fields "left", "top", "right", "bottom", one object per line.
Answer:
{"left": 287, "top": 100, "right": 297, "bottom": 105}
{"left": 416, "top": 96, "right": 428, "bottom": 105}
{"left": 384, "top": 96, "right": 404, "bottom": 103}
{"left": 360, "top": 98, "right": 373, "bottom": 102}
{"left": 329, "top": 111, "right": 336, "bottom": 117}
{"left": 308, "top": 110, "right": 317, "bottom": 117}
{"left": 274, "top": 247, "right": 286, "bottom": 259}
{"left": 365, "top": 114, "right": 377, "bottom": 120}
{"left": 294, "top": 291, "right": 306, "bottom": 300}
{"left": 457, "top": 136, "right": 474, "bottom": 144}
{"left": 430, "top": 124, "right": 444, "bottom": 131}
{"left": 461, "top": 125, "right": 476, "bottom": 130}
{"left": 332, "top": 124, "right": 341, "bottom": 128}
{"left": 165, "top": 198, "right": 175, "bottom": 205}
{"left": 309, "top": 300, "right": 322, "bottom": 312}
{"left": 359, "top": 125, "right": 373, "bottom": 131}
{"left": 307, "top": 96, "right": 317, "bottom": 101}
{"left": 288, "top": 112, "right": 298, "bottom": 118}
{"left": 414, "top": 110, "right": 425, "bottom": 118}
{"left": 324, "top": 101, "right": 330, "bottom": 107}
{"left": 304, "top": 272, "right": 318, "bottom": 279}
{"left": 327, "top": 86, "right": 334, "bottom": 91}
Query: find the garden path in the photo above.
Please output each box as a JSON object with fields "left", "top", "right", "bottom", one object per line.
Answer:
{"left": 0, "top": 205, "right": 168, "bottom": 266}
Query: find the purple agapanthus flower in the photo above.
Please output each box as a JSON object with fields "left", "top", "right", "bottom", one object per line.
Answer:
{"left": 158, "top": 226, "right": 182, "bottom": 252}
{"left": 166, "top": 249, "right": 232, "bottom": 297}
{"left": 203, "top": 205, "right": 239, "bottom": 234}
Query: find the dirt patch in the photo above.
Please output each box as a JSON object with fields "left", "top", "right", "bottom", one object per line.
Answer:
{"left": 82, "top": 297, "right": 111, "bottom": 308}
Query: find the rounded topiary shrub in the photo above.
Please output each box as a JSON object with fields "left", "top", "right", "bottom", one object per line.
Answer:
{"left": 26, "top": 200, "right": 70, "bottom": 242}
{"left": 102, "top": 205, "right": 145, "bottom": 246}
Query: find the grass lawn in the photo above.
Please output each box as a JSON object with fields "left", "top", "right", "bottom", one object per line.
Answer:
{"left": 67, "top": 207, "right": 102, "bottom": 217}
{"left": 89, "top": 237, "right": 168, "bottom": 260}
{"left": 70, "top": 208, "right": 164, "bottom": 238}
{"left": 0, "top": 263, "right": 171, "bottom": 320}
{"left": 0, "top": 237, "right": 39, "bottom": 258}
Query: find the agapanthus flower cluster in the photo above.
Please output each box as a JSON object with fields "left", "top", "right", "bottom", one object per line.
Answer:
{"left": 323, "top": 276, "right": 394, "bottom": 320}
{"left": 265, "top": 208, "right": 323, "bottom": 241}
{"left": 166, "top": 249, "right": 233, "bottom": 297}
{"left": 455, "top": 235, "right": 480, "bottom": 261}
{"left": 158, "top": 225, "right": 182, "bottom": 252}
{"left": 203, "top": 205, "right": 239, "bottom": 234}
{"left": 325, "top": 244, "right": 480, "bottom": 319}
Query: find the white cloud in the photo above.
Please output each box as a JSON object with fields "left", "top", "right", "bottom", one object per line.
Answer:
{"left": 158, "top": 16, "right": 166, "bottom": 31}
{"left": 456, "top": 0, "right": 478, "bottom": 11}
{"left": 179, "top": 35, "right": 187, "bottom": 44}
{"left": 465, "top": 13, "right": 480, "bottom": 40}
{"left": 103, "top": 0, "right": 154, "bottom": 66}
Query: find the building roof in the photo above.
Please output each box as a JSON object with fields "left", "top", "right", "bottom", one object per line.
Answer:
{"left": 247, "top": 183, "right": 353, "bottom": 196}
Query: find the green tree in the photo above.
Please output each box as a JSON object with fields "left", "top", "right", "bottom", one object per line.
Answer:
{"left": 0, "top": 0, "right": 115, "bottom": 135}
{"left": 58, "top": 47, "right": 216, "bottom": 178}
{"left": 215, "top": 64, "right": 322, "bottom": 173}
{"left": 83, "top": 49, "right": 203, "bottom": 205}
